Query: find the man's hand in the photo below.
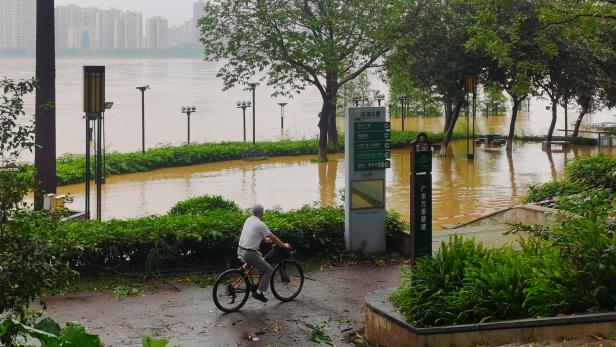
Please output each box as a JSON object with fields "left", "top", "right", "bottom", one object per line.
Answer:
{"left": 283, "top": 243, "right": 291, "bottom": 250}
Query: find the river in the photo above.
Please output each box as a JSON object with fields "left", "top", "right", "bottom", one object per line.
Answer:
{"left": 2, "top": 58, "right": 614, "bottom": 161}
{"left": 4, "top": 58, "right": 616, "bottom": 227}
{"left": 54, "top": 140, "right": 616, "bottom": 228}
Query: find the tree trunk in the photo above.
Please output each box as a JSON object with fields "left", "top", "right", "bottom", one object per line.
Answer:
{"left": 439, "top": 99, "right": 464, "bottom": 156}
{"left": 317, "top": 72, "right": 338, "bottom": 158}
{"left": 546, "top": 98, "right": 558, "bottom": 143}
{"left": 573, "top": 96, "right": 591, "bottom": 137}
{"left": 327, "top": 100, "right": 339, "bottom": 151}
{"left": 506, "top": 97, "right": 524, "bottom": 152}
{"left": 443, "top": 100, "right": 452, "bottom": 133}
{"left": 34, "top": 0, "right": 56, "bottom": 209}
{"left": 572, "top": 109, "right": 588, "bottom": 137}
{"left": 318, "top": 105, "right": 329, "bottom": 162}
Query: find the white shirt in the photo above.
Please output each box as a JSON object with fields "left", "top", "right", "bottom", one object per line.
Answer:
{"left": 239, "top": 216, "right": 272, "bottom": 250}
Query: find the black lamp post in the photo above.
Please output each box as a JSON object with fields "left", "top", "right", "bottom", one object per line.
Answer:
{"left": 236, "top": 100, "right": 251, "bottom": 142}
{"left": 353, "top": 95, "right": 362, "bottom": 107}
{"left": 136, "top": 85, "right": 149, "bottom": 153}
{"left": 248, "top": 82, "right": 259, "bottom": 144}
{"left": 181, "top": 105, "right": 196, "bottom": 144}
{"left": 278, "top": 102, "right": 288, "bottom": 130}
{"left": 398, "top": 94, "right": 407, "bottom": 131}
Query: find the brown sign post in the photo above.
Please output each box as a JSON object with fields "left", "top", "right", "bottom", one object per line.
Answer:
{"left": 410, "top": 132, "right": 432, "bottom": 264}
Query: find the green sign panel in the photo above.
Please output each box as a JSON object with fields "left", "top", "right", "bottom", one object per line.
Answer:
{"left": 355, "top": 122, "right": 390, "bottom": 131}
{"left": 355, "top": 141, "right": 391, "bottom": 151}
{"left": 411, "top": 172, "right": 432, "bottom": 259}
{"left": 356, "top": 151, "right": 391, "bottom": 161}
{"left": 355, "top": 131, "right": 390, "bottom": 142}
{"left": 414, "top": 151, "right": 432, "bottom": 173}
{"left": 355, "top": 160, "right": 391, "bottom": 171}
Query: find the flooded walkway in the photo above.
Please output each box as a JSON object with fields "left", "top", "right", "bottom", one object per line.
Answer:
{"left": 56, "top": 140, "right": 616, "bottom": 229}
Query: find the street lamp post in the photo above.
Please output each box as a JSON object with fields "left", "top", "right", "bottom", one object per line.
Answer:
{"left": 353, "top": 95, "right": 362, "bottom": 107}
{"left": 136, "top": 85, "right": 149, "bottom": 153}
{"left": 398, "top": 94, "right": 407, "bottom": 131}
{"left": 374, "top": 90, "right": 385, "bottom": 106}
{"left": 236, "top": 100, "right": 251, "bottom": 142}
{"left": 181, "top": 106, "right": 197, "bottom": 145}
{"left": 248, "top": 82, "right": 259, "bottom": 144}
{"left": 277, "top": 102, "right": 288, "bottom": 131}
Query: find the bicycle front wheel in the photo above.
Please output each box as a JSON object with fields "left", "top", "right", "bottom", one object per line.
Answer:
{"left": 270, "top": 260, "right": 304, "bottom": 302}
{"left": 212, "top": 269, "right": 250, "bottom": 313}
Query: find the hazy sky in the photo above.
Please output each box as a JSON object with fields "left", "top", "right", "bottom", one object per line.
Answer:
{"left": 55, "top": 0, "right": 201, "bottom": 26}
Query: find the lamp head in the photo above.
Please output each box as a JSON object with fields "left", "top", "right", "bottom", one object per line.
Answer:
{"left": 104, "top": 101, "right": 114, "bottom": 110}
{"left": 181, "top": 106, "right": 186, "bottom": 112}
{"left": 236, "top": 101, "right": 241, "bottom": 107}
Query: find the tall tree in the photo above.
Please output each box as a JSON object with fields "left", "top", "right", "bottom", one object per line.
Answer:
{"left": 467, "top": 0, "right": 541, "bottom": 151}
{"left": 388, "top": 0, "right": 481, "bottom": 155}
{"left": 199, "top": 0, "right": 414, "bottom": 161}
{"left": 34, "top": 0, "right": 56, "bottom": 208}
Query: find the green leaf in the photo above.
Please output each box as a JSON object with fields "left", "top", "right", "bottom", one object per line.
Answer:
{"left": 57, "top": 322, "right": 101, "bottom": 347}
{"left": 141, "top": 334, "right": 169, "bottom": 347}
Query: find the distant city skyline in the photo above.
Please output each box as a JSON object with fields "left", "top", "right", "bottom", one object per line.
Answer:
{"left": 55, "top": 0, "right": 205, "bottom": 26}
{"left": 0, "top": 0, "right": 206, "bottom": 53}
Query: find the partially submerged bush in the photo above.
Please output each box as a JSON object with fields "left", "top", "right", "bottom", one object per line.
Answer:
{"left": 169, "top": 195, "right": 241, "bottom": 215}
{"left": 566, "top": 155, "right": 616, "bottom": 191}
{"left": 523, "top": 155, "right": 616, "bottom": 203}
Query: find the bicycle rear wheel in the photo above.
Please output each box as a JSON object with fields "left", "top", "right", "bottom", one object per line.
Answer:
{"left": 270, "top": 260, "right": 304, "bottom": 302}
{"left": 213, "top": 269, "right": 250, "bottom": 313}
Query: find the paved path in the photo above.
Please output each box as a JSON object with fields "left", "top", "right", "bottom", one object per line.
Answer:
{"left": 42, "top": 263, "right": 401, "bottom": 347}
{"left": 39, "top": 225, "right": 548, "bottom": 347}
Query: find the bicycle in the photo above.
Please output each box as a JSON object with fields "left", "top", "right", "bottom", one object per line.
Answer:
{"left": 212, "top": 246, "right": 305, "bottom": 313}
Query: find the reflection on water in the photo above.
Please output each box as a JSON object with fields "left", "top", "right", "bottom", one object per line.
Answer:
{"left": 53, "top": 140, "right": 616, "bottom": 229}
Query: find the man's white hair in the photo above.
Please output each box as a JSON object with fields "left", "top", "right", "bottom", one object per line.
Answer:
{"left": 251, "top": 204, "right": 264, "bottom": 216}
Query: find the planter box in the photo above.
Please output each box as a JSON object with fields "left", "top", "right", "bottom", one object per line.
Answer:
{"left": 365, "top": 288, "right": 616, "bottom": 347}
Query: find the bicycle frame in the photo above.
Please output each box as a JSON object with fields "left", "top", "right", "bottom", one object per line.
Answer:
{"left": 231, "top": 266, "right": 260, "bottom": 291}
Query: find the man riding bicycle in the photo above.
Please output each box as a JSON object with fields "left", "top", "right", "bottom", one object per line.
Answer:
{"left": 238, "top": 204, "right": 291, "bottom": 303}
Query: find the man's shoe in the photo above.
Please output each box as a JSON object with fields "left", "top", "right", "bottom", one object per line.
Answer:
{"left": 252, "top": 292, "right": 268, "bottom": 303}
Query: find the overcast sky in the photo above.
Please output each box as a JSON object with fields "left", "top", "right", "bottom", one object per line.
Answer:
{"left": 55, "top": 0, "right": 201, "bottom": 26}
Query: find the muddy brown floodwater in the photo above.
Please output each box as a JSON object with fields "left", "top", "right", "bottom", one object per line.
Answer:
{"left": 53, "top": 140, "right": 616, "bottom": 229}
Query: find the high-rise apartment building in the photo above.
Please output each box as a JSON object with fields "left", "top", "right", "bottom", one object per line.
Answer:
{"left": 55, "top": 5, "right": 143, "bottom": 51}
{"left": 0, "top": 0, "right": 36, "bottom": 52}
{"left": 146, "top": 16, "right": 169, "bottom": 50}
{"left": 191, "top": 1, "right": 206, "bottom": 44}
{"left": 169, "top": 20, "right": 191, "bottom": 47}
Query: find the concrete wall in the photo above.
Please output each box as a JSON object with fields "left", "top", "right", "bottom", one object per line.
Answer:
{"left": 365, "top": 289, "right": 616, "bottom": 347}
{"left": 452, "top": 205, "right": 559, "bottom": 229}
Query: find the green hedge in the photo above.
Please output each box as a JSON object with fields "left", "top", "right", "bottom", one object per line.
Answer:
{"left": 523, "top": 155, "right": 616, "bottom": 203}
{"left": 56, "top": 196, "right": 407, "bottom": 274}
{"left": 51, "top": 130, "right": 461, "bottom": 186}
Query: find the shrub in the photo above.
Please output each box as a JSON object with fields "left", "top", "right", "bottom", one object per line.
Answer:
{"left": 392, "top": 189, "right": 616, "bottom": 327}
{"left": 56, "top": 197, "right": 406, "bottom": 274}
{"left": 522, "top": 155, "right": 616, "bottom": 203}
{"left": 1, "top": 212, "right": 77, "bottom": 319}
{"left": 391, "top": 235, "right": 576, "bottom": 326}
{"left": 566, "top": 155, "right": 616, "bottom": 191}
{"left": 522, "top": 180, "right": 583, "bottom": 203}
{"left": 169, "top": 195, "right": 240, "bottom": 215}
